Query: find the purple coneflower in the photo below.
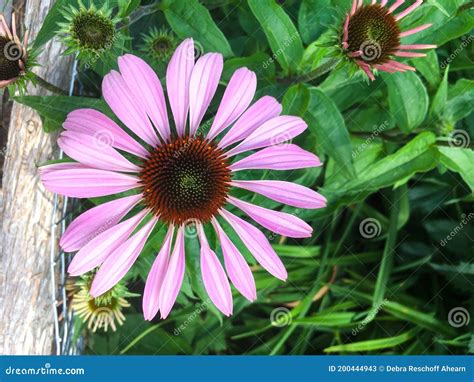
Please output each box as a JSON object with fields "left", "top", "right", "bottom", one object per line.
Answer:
{"left": 40, "top": 39, "right": 326, "bottom": 320}
{"left": 342, "top": 0, "right": 436, "bottom": 80}
{"left": 0, "top": 13, "right": 29, "bottom": 88}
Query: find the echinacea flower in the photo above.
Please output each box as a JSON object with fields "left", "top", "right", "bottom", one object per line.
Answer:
{"left": 342, "top": 0, "right": 436, "bottom": 80}
{"left": 67, "top": 274, "right": 132, "bottom": 332}
{"left": 58, "top": 0, "right": 119, "bottom": 61}
{"left": 40, "top": 39, "right": 326, "bottom": 320}
{"left": 141, "top": 27, "right": 178, "bottom": 64}
{"left": 0, "top": 12, "right": 30, "bottom": 90}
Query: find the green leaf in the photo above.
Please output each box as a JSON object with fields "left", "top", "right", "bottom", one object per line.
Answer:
{"left": 382, "top": 71, "right": 429, "bottom": 133}
{"left": 445, "top": 79, "right": 474, "bottom": 123}
{"left": 298, "top": 0, "right": 334, "bottom": 44}
{"left": 282, "top": 84, "right": 310, "bottom": 116}
{"left": 429, "top": 66, "right": 449, "bottom": 120}
{"left": 33, "top": 0, "right": 72, "bottom": 49}
{"left": 438, "top": 147, "right": 474, "bottom": 192}
{"left": 248, "top": 0, "right": 304, "bottom": 75}
{"left": 306, "top": 87, "right": 356, "bottom": 178}
{"left": 324, "top": 328, "right": 419, "bottom": 353}
{"left": 222, "top": 52, "right": 275, "bottom": 83}
{"left": 162, "top": 0, "right": 233, "bottom": 57}
{"left": 14, "top": 95, "right": 111, "bottom": 132}
{"left": 411, "top": 50, "right": 441, "bottom": 89}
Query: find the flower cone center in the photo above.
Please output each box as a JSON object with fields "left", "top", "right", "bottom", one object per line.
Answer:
{"left": 0, "top": 36, "right": 22, "bottom": 81}
{"left": 72, "top": 12, "right": 115, "bottom": 51}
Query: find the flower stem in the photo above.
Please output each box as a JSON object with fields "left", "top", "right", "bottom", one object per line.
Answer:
{"left": 280, "top": 58, "right": 341, "bottom": 85}
{"left": 32, "top": 73, "right": 68, "bottom": 95}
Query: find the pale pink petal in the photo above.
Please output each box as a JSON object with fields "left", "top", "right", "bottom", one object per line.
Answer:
{"left": 61, "top": 194, "right": 142, "bottom": 252}
{"left": 197, "top": 224, "right": 233, "bottom": 316}
{"left": 212, "top": 218, "right": 256, "bottom": 301}
{"left": 381, "top": 0, "right": 388, "bottom": 6}
{"left": 41, "top": 168, "right": 140, "bottom": 198}
{"left": 374, "top": 63, "right": 400, "bottom": 73}
{"left": 166, "top": 38, "right": 195, "bottom": 136}
{"left": 102, "top": 70, "right": 158, "bottom": 146}
{"left": 225, "top": 116, "right": 307, "bottom": 157}
{"left": 343, "top": 15, "right": 350, "bottom": 47}
{"left": 220, "top": 209, "right": 287, "bottom": 280}
{"left": 232, "top": 180, "right": 327, "bottom": 209}
{"left": 64, "top": 109, "right": 148, "bottom": 158}
{"left": 388, "top": 0, "right": 404, "bottom": 13}
{"left": 218, "top": 96, "right": 282, "bottom": 149}
{"left": 351, "top": 0, "right": 357, "bottom": 15}
{"left": 59, "top": 131, "right": 140, "bottom": 173}
{"left": 143, "top": 225, "right": 174, "bottom": 321}
{"left": 385, "top": 60, "right": 416, "bottom": 71}
{"left": 206, "top": 68, "right": 257, "bottom": 140}
{"left": 230, "top": 144, "right": 321, "bottom": 172}
{"left": 159, "top": 226, "right": 186, "bottom": 319}
{"left": 68, "top": 209, "right": 148, "bottom": 276}
{"left": 394, "top": 51, "right": 426, "bottom": 58}
{"left": 39, "top": 162, "right": 89, "bottom": 176}
{"left": 118, "top": 54, "right": 170, "bottom": 141}
{"left": 395, "top": 0, "right": 423, "bottom": 21}
{"left": 189, "top": 53, "right": 223, "bottom": 136}
{"left": 90, "top": 217, "right": 158, "bottom": 297}
{"left": 356, "top": 60, "right": 376, "bottom": 81}
{"left": 398, "top": 44, "right": 437, "bottom": 50}
{"left": 229, "top": 197, "right": 313, "bottom": 238}
{"left": 399, "top": 23, "right": 432, "bottom": 38}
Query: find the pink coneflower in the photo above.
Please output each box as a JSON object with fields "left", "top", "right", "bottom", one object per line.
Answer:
{"left": 0, "top": 13, "right": 29, "bottom": 88}
{"left": 40, "top": 39, "right": 326, "bottom": 320}
{"left": 342, "top": 0, "right": 436, "bottom": 80}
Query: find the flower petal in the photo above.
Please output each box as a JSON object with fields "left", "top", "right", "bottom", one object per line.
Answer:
{"left": 143, "top": 225, "right": 174, "bottom": 321}
{"left": 232, "top": 180, "right": 327, "bottom": 209}
{"left": 41, "top": 168, "right": 140, "bottom": 198}
{"left": 229, "top": 196, "right": 313, "bottom": 238}
{"left": 61, "top": 194, "right": 142, "bottom": 252}
{"left": 118, "top": 54, "right": 170, "bottom": 141}
{"left": 212, "top": 218, "right": 256, "bottom": 301}
{"left": 102, "top": 70, "right": 159, "bottom": 146}
{"left": 220, "top": 209, "right": 287, "bottom": 280}
{"left": 166, "top": 38, "right": 195, "bottom": 136}
{"left": 230, "top": 144, "right": 321, "bottom": 172}
{"left": 218, "top": 96, "right": 282, "bottom": 149}
{"left": 39, "top": 162, "right": 89, "bottom": 176}
{"left": 68, "top": 210, "right": 148, "bottom": 276}
{"left": 64, "top": 109, "right": 148, "bottom": 158}
{"left": 90, "top": 216, "right": 158, "bottom": 297}
{"left": 198, "top": 224, "right": 233, "bottom": 316}
{"left": 59, "top": 131, "right": 140, "bottom": 173}
{"left": 207, "top": 68, "right": 257, "bottom": 140}
{"left": 225, "top": 116, "right": 307, "bottom": 157}
{"left": 159, "top": 226, "right": 186, "bottom": 319}
{"left": 189, "top": 53, "right": 223, "bottom": 136}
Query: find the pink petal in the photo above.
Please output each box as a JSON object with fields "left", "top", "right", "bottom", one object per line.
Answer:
{"left": 218, "top": 96, "right": 282, "bottom": 149}
{"left": 102, "top": 70, "right": 158, "bottom": 146}
{"left": 206, "top": 68, "right": 257, "bottom": 140}
{"left": 351, "top": 0, "right": 357, "bottom": 15}
{"left": 143, "top": 225, "right": 174, "bottom": 321}
{"left": 68, "top": 210, "right": 148, "bottom": 276}
{"left": 385, "top": 60, "right": 416, "bottom": 72}
{"left": 398, "top": 44, "right": 437, "bottom": 50}
{"left": 39, "top": 162, "right": 89, "bottom": 176}
{"left": 189, "top": 53, "right": 223, "bottom": 136}
{"left": 41, "top": 168, "right": 140, "bottom": 198}
{"left": 212, "top": 218, "right": 256, "bottom": 301}
{"left": 59, "top": 131, "right": 140, "bottom": 173}
{"left": 225, "top": 116, "right": 307, "bottom": 157}
{"left": 399, "top": 23, "right": 432, "bottom": 38}
{"left": 166, "top": 38, "right": 195, "bottom": 137}
{"left": 395, "top": 0, "right": 423, "bottom": 21}
{"left": 159, "top": 226, "right": 186, "bottom": 319}
{"left": 232, "top": 180, "right": 327, "bottom": 209}
{"left": 343, "top": 15, "right": 350, "bottom": 46}
{"left": 388, "top": 0, "right": 404, "bottom": 13}
{"left": 220, "top": 209, "right": 287, "bottom": 280}
{"left": 118, "top": 54, "right": 170, "bottom": 141}
{"left": 197, "top": 224, "right": 233, "bottom": 316}
{"left": 356, "top": 60, "right": 376, "bottom": 81}
{"left": 230, "top": 144, "right": 321, "bottom": 172}
{"left": 394, "top": 51, "right": 426, "bottom": 58}
{"left": 90, "top": 216, "right": 158, "bottom": 297}
{"left": 64, "top": 109, "right": 148, "bottom": 158}
{"left": 229, "top": 197, "right": 313, "bottom": 238}
{"left": 61, "top": 194, "right": 142, "bottom": 252}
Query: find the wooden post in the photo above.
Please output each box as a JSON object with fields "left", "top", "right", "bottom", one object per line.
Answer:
{"left": 0, "top": 0, "right": 73, "bottom": 354}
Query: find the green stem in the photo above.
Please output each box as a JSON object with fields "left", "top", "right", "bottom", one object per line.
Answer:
{"left": 33, "top": 73, "right": 68, "bottom": 95}
{"left": 279, "top": 58, "right": 340, "bottom": 85}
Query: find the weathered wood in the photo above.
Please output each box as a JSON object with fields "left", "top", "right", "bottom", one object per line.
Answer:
{"left": 0, "top": 0, "right": 73, "bottom": 355}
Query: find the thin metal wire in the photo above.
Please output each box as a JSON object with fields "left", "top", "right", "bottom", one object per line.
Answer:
{"left": 50, "top": 57, "right": 79, "bottom": 355}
